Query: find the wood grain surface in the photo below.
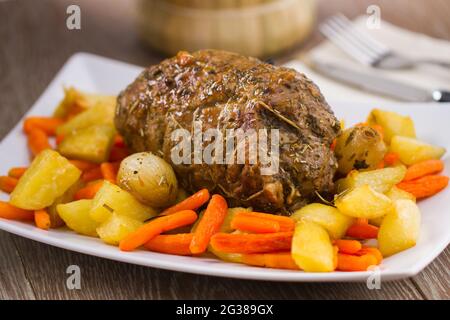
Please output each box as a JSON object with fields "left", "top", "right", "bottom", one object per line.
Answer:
{"left": 1, "top": 0, "right": 449, "bottom": 300}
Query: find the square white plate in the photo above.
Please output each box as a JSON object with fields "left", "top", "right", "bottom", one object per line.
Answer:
{"left": 1, "top": 52, "right": 449, "bottom": 282}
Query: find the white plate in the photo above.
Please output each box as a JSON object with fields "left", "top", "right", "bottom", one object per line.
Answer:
{"left": 1, "top": 52, "right": 449, "bottom": 282}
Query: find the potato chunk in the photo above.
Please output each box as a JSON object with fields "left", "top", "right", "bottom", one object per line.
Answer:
{"left": 96, "top": 213, "right": 143, "bottom": 245}
{"left": 57, "top": 200, "right": 97, "bottom": 237}
{"left": 367, "top": 109, "right": 416, "bottom": 143}
{"left": 390, "top": 136, "right": 446, "bottom": 165}
{"left": 291, "top": 203, "right": 354, "bottom": 239}
{"left": 378, "top": 200, "right": 421, "bottom": 257}
{"left": 58, "top": 125, "right": 116, "bottom": 163}
{"left": 90, "top": 181, "right": 157, "bottom": 223}
{"left": 10, "top": 150, "right": 81, "bottom": 210}
{"left": 335, "top": 185, "right": 393, "bottom": 219}
{"left": 291, "top": 221, "right": 335, "bottom": 272}
{"left": 337, "top": 165, "right": 406, "bottom": 194}
{"left": 47, "top": 180, "right": 83, "bottom": 228}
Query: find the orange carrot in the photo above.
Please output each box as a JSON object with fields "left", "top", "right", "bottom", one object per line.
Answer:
{"left": 210, "top": 232, "right": 293, "bottom": 254}
{"left": 0, "top": 176, "right": 18, "bottom": 193}
{"left": 82, "top": 166, "right": 103, "bottom": 183}
{"left": 356, "top": 246, "right": 383, "bottom": 264}
{"left": 346, "top": 223, "right": 379, "bottom": 239}
{"left": 334, "top": 239, "right": 362, "bottom": 255}
{"left": 403, "top": 160, "right": 445, "bottom": 182}
{"left": 377, "top": 160, "right": 385, "bottom": 169}
{"left": 114, "top": 135, "right": 126, "bottom": 148}
{"left": 109, "top": 146, "right": 130, "bottom": 162}
{"left": 241, "top": 252, "right": 300, "bottom": 270}
{"left": 231, "top": 215, "right": 280, "bottom": 233}
{"left": 120, "top": 210, "right": 198, "bottom": 252}
{"left": 0, "top": 201, "right": 34, "bottom": 221}
{"left": 8, "top": 167, "right": 28, "bottom": 179}
{"left": 23, "top": 117, "right": 64, "bottom": 136}
{"left": 330, "top": 138, "right": 337, "bottom": 151}
{"left": 55, "top": 134, "right": 65, "bottom": 145}
{"left": 144, "top": 233, "right": 193, "bottom": 256}
{"left": 161, "top": 188, "right": 210, "bottom": 216}
{"left": 190, "top": 194, "right": 228, "bottom": 254}
{"left": 69, "top": 160, "right": 98, "bottom": 172}
{"left": 337, "top": 253, "right": 378, "bottom": 271}
{"left": 384, "top": 152, "right": 400, "bottom": 166}
{"left": 34, "top": 210, "right": 51, "bottom": 230}
{"left": 356, "top": 218, "right": 369, "bottom": 225}
{"left": 27, "top": 128, "right": 51, "bottom": 156}
{"left": 397, "top": 175, "right": 449, "bottom": 199}
{"left": 100, "top": 162, "right": 120, "bottom": 183}
{"left": 236, "top": 211, "right": 295, "bottom": 232}
{"left": 74, "top": 181, "right": 104, "bottom": 200}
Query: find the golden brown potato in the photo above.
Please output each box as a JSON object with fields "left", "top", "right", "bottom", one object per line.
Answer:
{"left": 334, "top": 126, "right": 387, "bottom": 175}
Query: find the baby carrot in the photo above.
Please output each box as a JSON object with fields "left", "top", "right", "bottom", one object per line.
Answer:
{"left": 145, "top": 233, "right": 193, "bottom": 256}
{"left": 0, "top": 201, "right": 34, "bottom": 221}
{"left": 231, "top": 215, "right": 280, "bottom": 233}
{"left": 161, "top": 188, "right": 210, "bottom": 216}
{"left": 8, "top": 167, "right": 28, "bottom": 179}
{"left": 0, "top": 176, "right": 18, "bottom": 193}
{"left": 23, "top": 117, "right": 64, "bottom": 136}
{"left": 334, "top": 239, "right": 362, "bottom": 255}
{"left": 235, "top": 211, "right": 295, "bottom": 232}
{"left": 74, "top": 181, "right": 104, "bottom": 200}
{"left": 337, "top": 253, "right": 378, "bottom": 271}
{"left": 82, "top": 166, "right": 103, "bottom": 183}
{"left": 27, "top": 128, "right": 51, "bottom": 156}
{"left": 100, "top": 162, "right": 120, "bottom": 183}
{"left": 397, "top": 175, "right": 449, "bottom": 199}
{"left": 241, "top": 252, "right": 300, "bottom": 270}
{"left": 34, "top": 210, "right": 51, "bottom": 230}
{"left": 55, "top": 134, "right": 65, "bottom": 145}
{"left": 356, "top": 246, "right": 383, "bottom": 264}
{"left": 403, "top": 159, "right": 444, "bottom": 181}
{"left": 346, "top": 223, "right": 379, "bottom": 239}
{"left": 210, "top": 232, "right": 293, "bottom": 254}
{"left": 120, "top": 210, "right": 197, "bottom": 252}
{"left": 190, "top": 194, "right": 228, "bottom": 254}
{"left": 69, "top": 160, "right": 98, "bottom": 172}
{"left": 384, "top": 152, "right": 400, "bottom": 166}
{"left": 114, "top": 135, "right": 126, "bottom": 148}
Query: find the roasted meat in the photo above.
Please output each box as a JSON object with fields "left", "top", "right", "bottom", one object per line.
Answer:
{"left": 115, "top": 50, "right": 340, "bottom": 213}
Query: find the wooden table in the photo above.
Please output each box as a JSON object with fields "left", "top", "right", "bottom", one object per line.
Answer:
{"left": 1, "top": 0, "right": 449, "bottom": 300}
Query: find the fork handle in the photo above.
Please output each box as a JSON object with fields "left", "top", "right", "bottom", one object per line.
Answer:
{"left": 432, "top": 90, "right": 450, "bottom": 103}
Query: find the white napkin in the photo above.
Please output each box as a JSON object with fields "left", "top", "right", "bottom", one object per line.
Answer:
{"left": 284, "top": 15, "right": 450, "bottom": 104}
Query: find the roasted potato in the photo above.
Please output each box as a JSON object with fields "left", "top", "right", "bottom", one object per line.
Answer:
{"left": 96, "top": 213, "right": 143, "bottom": 245}
{"left": 57, "top": 200, "right": 98, "bottom": 237}
{"left": 378, "top": 200, "right": 421, "bottom": 257}
{"left": 291, "top": 221, "right": 335, "bottom": 272}
{"left": 335, "top": 185, "right": 393, "bottom": 219}
{"left": 10, "top": 150, "right": 81, "bottom": 210}
{"left": 47, "top": 179, "right": 83, "bottom": 228}
{"left": 389, "top": 136, "right": 446, "bottom": 165}
{"left": 336, "top": 165, "right": 407, "bottom": 194}
{"left": 291, "top": 203, "right": 354, "bottom": 239}
{"left": 117, "top": 152, "right": 178, "bottom": 208}
{"left": 367, "top": 109, "right": 416, "bottom": 143}
{"left": 334, "top": 126, "right": 387, "bottom": 175}
{"left": 58, "top": 124, "right": 116, "bottom": 164}
{"left": 90, "top": 181, "right": 157, "bottom": 223}
{"left": 208, "top": 245, "right": 243, "bottom": 263}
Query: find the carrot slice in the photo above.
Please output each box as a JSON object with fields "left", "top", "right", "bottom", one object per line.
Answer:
{"left": 337, "top": 253, "right": 378, "bottom": 271}
{"left": 334, "top": 239, "right": 362, "bottom": 255}
{"left": 100, "top": 162, "right": 120, "bottom": 183}
{"left": 241, "top": 252, "right": 300, "bottom": 270}
{"left": 0, "top": 176, "right": 18, "bottom": 193}
{"left": 23, "top": 117, "right": 64, "bottom": 136}
{"left": 397, "top": 175, "right": 449, "bottom": 199}
{"left": 383, "top": 152, "right": 400, "bottom": 166}
{"left": 0, "top": 201, "right": 34, "bottom": 221}
{"left": 69, "top": 160, "right": 98, "bottom": 172}
{"left": 346, "top": 223, "right": 379, "bottom": 239}
{"left": 8, "top": 167, "right": 28, "bottom": 179}
{"left": 27, "top": 128, "right": 51, "bottom": 156}
{"left": 114, "top": 135, "right": 126, "bottom": 148}
{"left": 144, "top": 233, "right": 193, "bottom": 256}
{"left": 161, "top": 188, "right": 210, "bottom": 216}
{"left": 34, "top": 210, "right": 51, "bottom": 230}
{"left": 120, "top": 210, "right": 197, "bottom": 252}
{"left": 403, "top": 160, "right": 444, "bottom": 181}
{"left": 82, "top": 166, "right": 103, "bottom": 183}
{"left": 190, "top": 194, "right": 228, "bottom": 254}
{"left": 210, "top": 232, "right": 293, "bottom": 254}
{"left": 231, "top": 215, "right": 280, "bottom": 233}
{"left": 235, "top": 211, "right": 295, "bottom": 232}
{"left": 55, "top": 134, "right": 65, "bottom": 145}
{"left": 356, "top": 246, "right": 383, "bottom": 264}
{"left": 74, "top": 181, "right": 104, "bottom": 200}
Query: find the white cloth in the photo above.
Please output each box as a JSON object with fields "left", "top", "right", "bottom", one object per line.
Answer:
{"left": 284, "top": 16, "right": 450, "bottom": 104}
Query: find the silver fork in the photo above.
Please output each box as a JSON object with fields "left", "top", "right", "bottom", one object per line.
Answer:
{"left": 319, "top": 14, "right": 450, "bottom": 70}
